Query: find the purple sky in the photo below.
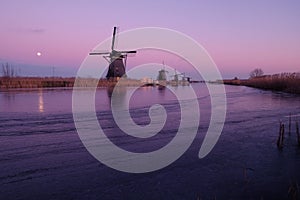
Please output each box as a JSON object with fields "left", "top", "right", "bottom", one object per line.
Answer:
{"left": 0, "top": 0, "right": 299, "bottom": 79}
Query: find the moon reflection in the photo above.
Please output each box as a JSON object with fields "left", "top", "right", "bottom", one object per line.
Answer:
{"left": 38, "top": 89, "right": 44, "bottom": 112}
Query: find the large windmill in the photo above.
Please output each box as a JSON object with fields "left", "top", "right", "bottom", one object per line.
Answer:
{"left": 89, "top": 27, "right": 137, "bottom": 80}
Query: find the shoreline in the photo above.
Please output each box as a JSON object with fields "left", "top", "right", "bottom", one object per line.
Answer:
{"left": 0, "top": 76, "right": 191, "bottom": 89}
{"left": 220, "top": 73, "right": 300, "bottom": 94}
{"left": 0, "top": 77, "right": 146, "bottom": 89}
{"left": 2, "top": 74, "right": 299, "bottom": 95}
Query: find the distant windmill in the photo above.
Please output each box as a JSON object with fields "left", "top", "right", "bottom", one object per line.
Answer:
{"left": 156, "top": 62, "right": 169, "bottom": 89}
{"left": 89, "top": 27, "right": 137, "bottom": 80}
{"left": 170, "top": 69, "right": 180, "bottom": 82}
{"left": 157, "top": 61, "right": 169, "bottom": 81}
{"left": 180, "top": 72, "right": 191, "bottom": 82}
{"left": 170, "top": 71, "right": 191, "bottom": 86}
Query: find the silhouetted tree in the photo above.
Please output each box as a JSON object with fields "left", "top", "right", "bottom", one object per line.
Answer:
{"left": 2, "top": 63, "right": 16, "bottom": 77}
{"left": 1, "top": 63, "right": 15, "bottom": 77}
{"left": 249, "top": 68, "right": 264, "bottom": 78}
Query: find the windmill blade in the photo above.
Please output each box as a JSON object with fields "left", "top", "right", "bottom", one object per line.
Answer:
{"left": 124, "top": 54, "right": 128, "bottom": 68}
{"left": 89, "top": 52, "right": 110, "bottom": 55}
{"left": 118, "top": 50, "right": 137, "bottom": 54}
{"left": 111, "top": 26, "right": 117, "bottom": 51}
{"left": 126, "top": 53, "right": 136, "bottom": 57}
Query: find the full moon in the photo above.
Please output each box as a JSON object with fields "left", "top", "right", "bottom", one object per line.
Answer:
{"left": 36, "top": 52, "right": 42, "bottom": 56}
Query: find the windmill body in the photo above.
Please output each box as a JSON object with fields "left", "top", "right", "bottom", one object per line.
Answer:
{"left": 157, "top": 69, "right": 168, "bottom": 81}
{"left": 106, "top": 57, "right": 126, "bottom": 79}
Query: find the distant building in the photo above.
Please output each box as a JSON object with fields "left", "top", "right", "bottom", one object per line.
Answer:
{"left": 141, "top": 77, "right": 153, "bottom": 84}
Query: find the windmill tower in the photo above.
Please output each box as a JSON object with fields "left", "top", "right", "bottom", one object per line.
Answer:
{"left": 156, "top": 62, "right": 169, "bottom": 89}
{"left": 89, "top": 27, "right": 137, "bottom": 80}
{"left": 170, "top": 69, "right": 179, "bottom": 82}
{"left": 157, "top": 69, "right": 168, "bottom": 81}
{"left": 157, "top": 61, "right": 168, "bottom": 81}
{"left": 169, "top": 69, "right": 179, "bottom": 86}
{"left": 179, "top": 72, "right": 191, "bottom": 86}
{"left": 170, "top": 71, "right": 190, "bottom": 86}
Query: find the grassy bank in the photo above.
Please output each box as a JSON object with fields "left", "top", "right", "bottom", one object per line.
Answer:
{"left": 0, "top": 77, "right": 75, "bottom": 88}
{"left": 222, "top": 73, "right": 300, "bottom": 94}
{"left": 0, "top": 77, "right": 142, "bottom": 89}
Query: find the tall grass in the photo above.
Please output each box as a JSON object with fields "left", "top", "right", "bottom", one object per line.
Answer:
{"left": 243, "top": 72, "right": 300, "bottom": 94}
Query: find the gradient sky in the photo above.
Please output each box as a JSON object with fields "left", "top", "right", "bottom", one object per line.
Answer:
{"left": 0, "top": 0, "right": 299, "bottom": 78}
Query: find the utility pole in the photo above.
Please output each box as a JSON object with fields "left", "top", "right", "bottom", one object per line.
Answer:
{"left": 52, "top": 67, "right": 55, "bottom": 78}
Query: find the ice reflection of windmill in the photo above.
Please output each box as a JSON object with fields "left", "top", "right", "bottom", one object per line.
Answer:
{"left": 89, "top": 27, "right": 137, "bottom": 80}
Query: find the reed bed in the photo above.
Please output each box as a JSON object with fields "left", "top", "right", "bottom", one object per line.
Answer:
{"left": 0, "top": 77, "right": 145, "bottom": 89}
{"left": 243, "top": 73, "right": 300, "bottom": 94}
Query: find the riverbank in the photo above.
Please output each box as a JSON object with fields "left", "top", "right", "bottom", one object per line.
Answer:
{"left": 0, "top": 77, "right": 143, "bottom": 89}
{"left": 221, "top": 73, "right": 300, "bottom": 94}
{"left": 0, "top": 77, "right": 192, "bottom": 89}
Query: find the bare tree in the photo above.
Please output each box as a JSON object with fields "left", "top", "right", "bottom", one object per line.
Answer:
{"left": 249, "top": 68, "right": 264, "bottom": 78}
{"left": 1, "top": 63, "right": 15, "bottom": 77}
